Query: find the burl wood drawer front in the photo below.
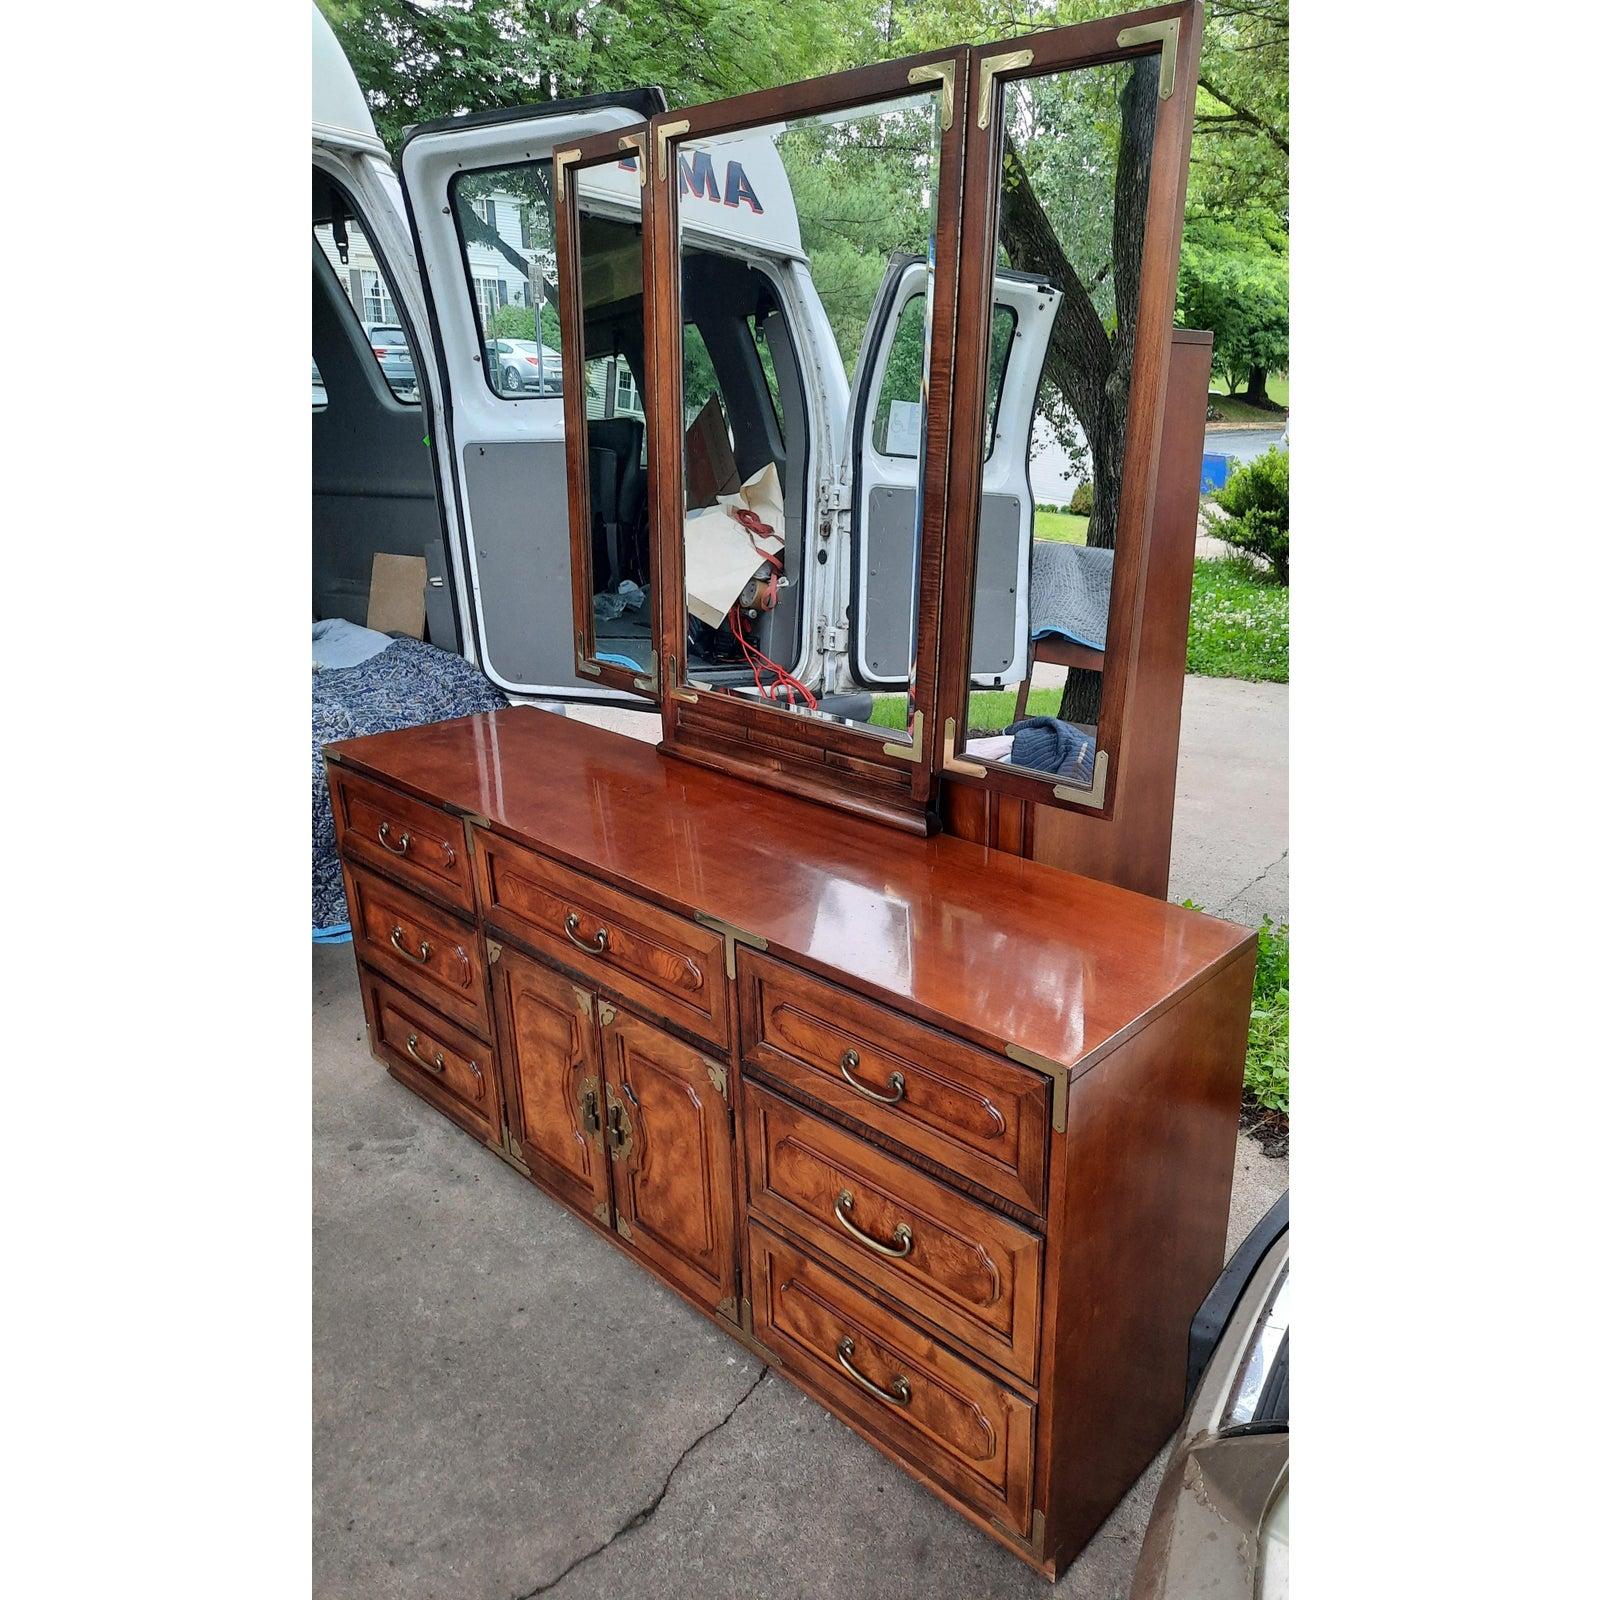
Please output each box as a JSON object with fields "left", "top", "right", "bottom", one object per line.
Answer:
{"left": 738, "top": 954, "right": 1050, "bottom": 1215}
{"left": 347, "top": 865, "right": 491, "bottom": 1038}
{"left": 328, "top": 765, "right": 473, "bottom": 913}
{"left": 363, "top": 968, "right": 501, "bottom": 1145}
{"left": 744, "top": 1083, "right": 1043, "bottom": 1385}
{"left": 748, "top": 1220, "right": 1035, "bottom": 1537}
{"left": 474, "top": 831, "right": 730, "bottom": 1048}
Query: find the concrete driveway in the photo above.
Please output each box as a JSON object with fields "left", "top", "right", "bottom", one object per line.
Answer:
{"left": 315, "top": 678, "right": 1288, "bottom": 1597}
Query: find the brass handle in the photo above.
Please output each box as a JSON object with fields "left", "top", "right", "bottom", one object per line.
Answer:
{"left": 378, "top": 821, "right": 411, "bottom": 855}
{"left": 390, "top": 926, "right": 432, "bottom": 965}
{"left": 565, "top": 911, "right": 609, "bottom": 956}
{"left": 836, "top": 1336, "right": 910, "bottom": 1406}
{"left": 405, "top": 1033, "right": 445, "bottom": 1074}
{"left": 833, "top": 1191, "right": 913, "bottom": 1258}
{"left": 582, "top": 1087, "right": 602, "bottom": 1136}
{"left": 839, "top": 1049, "right": 905, "bottom": 1106}
{"left": 606, "top": 1101, "right": 632, "bottom": 1154}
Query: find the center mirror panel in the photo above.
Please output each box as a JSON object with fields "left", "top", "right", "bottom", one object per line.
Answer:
{"left": 667, "top": 89, "right": 948, "bottom": 746}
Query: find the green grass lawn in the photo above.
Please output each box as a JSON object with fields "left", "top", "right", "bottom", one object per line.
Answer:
{"left": 1034, "top": 509, "right": 1088, "bottom": 545}
{"left": 1207, "top": 369, "right": 1288, "bottom": 427}
{"left": 868, "top": 550, "right": 1286, "bottom": 735}
{"left": 1187, "top": 557, "right": 1288, "bottom": 682}
{"left": 868, "top": 686, "right": 1065, "bottom": 732}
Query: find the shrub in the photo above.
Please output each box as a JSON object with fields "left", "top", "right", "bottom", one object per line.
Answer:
{"left": 1067, "top": 480, "right": 1094, "bottom": 517}
{"left": 1246, "top": 918, "right": 1289, "bottom": 1116}
{"left": 1210, "top": 447, "right": 1288, "bottom": 583}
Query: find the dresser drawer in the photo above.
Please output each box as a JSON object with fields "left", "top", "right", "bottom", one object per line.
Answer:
{"left": 347, "top": 864, "right": 491, "bottom": 1038}
{"left": 475, "top": 830, "right": 729, "bottom": 1048}
{"left": 748, "top": 1220, "right": 1035, "bottom": 1538}
{"left": 362, "top": 969, "right": 501, "bottom": 1145}
{"left": 328, "top": 765, "right": 473, "bottom": 913}
{"left": 738, "top": 954, "right": 1050, "bottom": 1215}
{"left": 744, "top": 1083, "right": 1042, "bottom": 1385}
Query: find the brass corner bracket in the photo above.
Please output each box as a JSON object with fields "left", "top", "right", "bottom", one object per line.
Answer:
{"left": 882, "top": 708, "right": 924, "bottom": 763}
{"left": 1116, "top": 16, "right": 1180, "bottom": 99}
{"left": 1052, "top": 748, "right": 1109, "bottom": 810}
{"left": 486, "top": 938, "right": 504, "bottom": 965}
{"left": 694, "top": 911, "right": 769, "bottom": 980}
{"left": 907, "top": 60, "right": 957, "bottom": 130}
{"left": 552, "top": 147, "right": 580, "bottom": 201}
{"left": 1005, "top": 1043, "right": 1069, "bottom": 1133}
{"left": 633, "top": 666, "right": 660, "bottom": 695}
{"left": 667, "top": 653, "right": 700, "bottom": 704}
{"left": 977, "top": 47, "right": 1034, "bottom": 130}
{"left": 655, "top": 118, "right": 690, "bottom": 183}
{"left": 940, "top": 717, "right": 987, "bottom": 779}
{"left": 617, "top": 131, "right": 648, "bottom": 185}
{"left": 704, "top": 1058, "right": 729, "bottom": 1100}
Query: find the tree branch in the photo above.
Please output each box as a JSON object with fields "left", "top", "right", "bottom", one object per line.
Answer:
{"left": 1196, "top": 74, "right": 1288, "bottom": 153}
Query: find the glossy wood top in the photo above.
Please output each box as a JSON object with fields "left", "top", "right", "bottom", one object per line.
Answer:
{"left": 326, "top": 708, "right": 1254, "bottom": 1075}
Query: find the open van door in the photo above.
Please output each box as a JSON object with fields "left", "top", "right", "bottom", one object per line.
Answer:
{"left": 844, "top": 262, "right": 1058, "bottom": 690}
{"left": 398, "top": 92, "right": 664, "bottom": 698}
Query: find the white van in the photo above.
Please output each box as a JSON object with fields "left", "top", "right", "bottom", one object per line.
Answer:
{"left": 312, "top": 5, "right": 1060, "bottom": 706}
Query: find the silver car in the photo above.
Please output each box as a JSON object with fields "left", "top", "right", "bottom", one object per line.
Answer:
{"left": 1132, "top": 1192, "right": 1289, "bottom": 1600}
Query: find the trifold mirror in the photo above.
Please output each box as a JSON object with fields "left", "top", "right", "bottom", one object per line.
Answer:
{"left": 553, "top": 2, "right": 1200, "bottom": 831}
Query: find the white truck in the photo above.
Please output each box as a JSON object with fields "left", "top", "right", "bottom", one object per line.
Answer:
{"left": 312, "top": 4, "right": 1060, "bottom": 705}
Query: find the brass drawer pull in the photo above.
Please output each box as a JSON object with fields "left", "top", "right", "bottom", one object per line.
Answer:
{"left": 378, "top": 821, "right": 411, "bottom": 855}
{"left": 582, "top": 1087, "right": 602, "bottom": 1136}
{"left": 565, "top": 911, "right": 610, "bottom": 956}
{"left": 390, "top": 926, "right": 432, "bottom": 965}
{"left": 836, "top": 1336, "right": 910, "bottom": 1406}
{"left": 833, "top": 1190, "right": 913, "bottom": 1258}
{"left": 405, "top": 1033, "right": 445, "bottom": 1074}
{"left": 839, "top": 1049, "right": 905, "bottom": 1105}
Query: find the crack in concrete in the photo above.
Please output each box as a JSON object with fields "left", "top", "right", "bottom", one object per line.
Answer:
{"left": 1218, "top": 847, "right": 1288, "bottom": 916}
{"left": 514, "top": 1367, "right": 768, "bottom": 1599}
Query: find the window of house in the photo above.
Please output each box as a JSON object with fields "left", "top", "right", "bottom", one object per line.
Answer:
{"left": 313, "top": 215, "right": 419, "bottom": 403}
{"left": 450, "top": 164, "right": 560, "bottom": 399}
{"left": 585, "top": 354, "right": 644, "bottom": 422}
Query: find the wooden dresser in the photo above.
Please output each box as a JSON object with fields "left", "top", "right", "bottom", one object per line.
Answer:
{"left": 326, "top": 706, "right": 1255, "bottom": 1578}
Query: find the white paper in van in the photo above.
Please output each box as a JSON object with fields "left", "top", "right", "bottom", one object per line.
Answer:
{"left": 683, "top": 463, "right": 785, "bottom": 628}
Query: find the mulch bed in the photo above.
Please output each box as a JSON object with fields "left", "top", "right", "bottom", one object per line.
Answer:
{"left": 1240, "top": 1100, "right": 1289, "bottom": 1159}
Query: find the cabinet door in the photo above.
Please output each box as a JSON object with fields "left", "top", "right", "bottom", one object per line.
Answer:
{"left": 599, "top": 1006, "right": 737, "bottom": 1317}
{"left": 494, "top": 946, "right": 612, "bottom": 1224}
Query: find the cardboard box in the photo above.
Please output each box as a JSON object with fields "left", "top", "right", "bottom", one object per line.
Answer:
{"left": 683, "top": 395, "right": 741, "bottom": 511}
{"left": 366, "top": 553, "right": 428, "bottom": 639}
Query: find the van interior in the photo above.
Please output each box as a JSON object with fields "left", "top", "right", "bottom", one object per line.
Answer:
{"left": 578, "top": 213, "right": 810, "bottom": 688}
{"left": 311, "top": 168, "right": 456, "bottom": 651}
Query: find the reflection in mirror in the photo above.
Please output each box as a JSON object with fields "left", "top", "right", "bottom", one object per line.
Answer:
{"left": 673, "top": 92, "right": 943, "bottom": 741}
{"left": 573, "top": 165, "right": 654, "bottom": 680}
{"left": 961, "top": 54, "right": 1158, "bottom": 794}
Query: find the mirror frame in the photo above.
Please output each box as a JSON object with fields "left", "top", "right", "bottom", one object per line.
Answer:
{"left": 932, "top": 0, "right": 1203, "bottom": 818}
{"left": 552, "top": 122, "right": 663, "bottom": 700}
{"left": 644, "top": 50, "right": 973, "bottom": 835}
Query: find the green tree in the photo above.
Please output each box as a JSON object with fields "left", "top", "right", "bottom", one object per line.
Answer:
{"left": 314, "top": 0, "right": 847, "bottom": 152}
{"left": 1178, "top": 211, "right": 1287, "bottom": 405}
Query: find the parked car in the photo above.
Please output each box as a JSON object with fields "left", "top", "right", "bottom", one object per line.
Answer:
{"left": 364, "top": 323, "right": 418, "bottom": 395}
{"left": 490, "top": 338, "right": 560, "bottom": 394}
{"left": 1131, "top": 1192, "right": 1289, "bottom": 1600}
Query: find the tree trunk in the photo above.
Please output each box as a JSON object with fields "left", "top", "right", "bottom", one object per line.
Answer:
{"left": 1246, "top": 365, "right": 1271, "bottom": 406}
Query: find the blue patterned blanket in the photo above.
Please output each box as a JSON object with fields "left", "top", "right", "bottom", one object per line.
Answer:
{"left": 312, "top": 636, "right": 508, "bottom": 936}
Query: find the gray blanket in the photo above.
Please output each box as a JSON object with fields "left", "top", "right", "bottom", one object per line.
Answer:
{"left": 313, "top": 636, "right": 507, "bottom": 934}
{"left": 1029, "top": 540, "right": 1113, "bottom": 652}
